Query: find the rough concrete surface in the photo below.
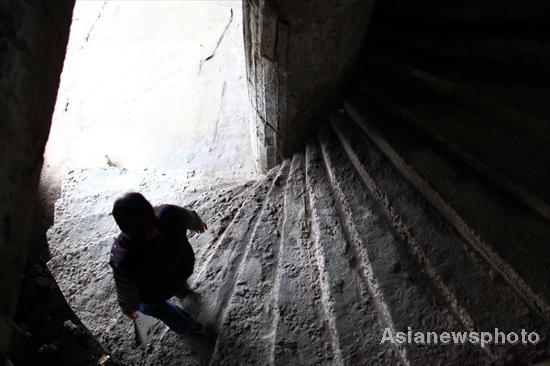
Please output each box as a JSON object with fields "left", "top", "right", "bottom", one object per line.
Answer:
{"left": 47, "top": 167, "right": 256, "bottom": 365}
{"left": 48, "top": 114, "right": 549, "bottom": 365}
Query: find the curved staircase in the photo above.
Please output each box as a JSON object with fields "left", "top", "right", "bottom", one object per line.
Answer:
{"left": 48, "top": 101, "right": 549, "bottom": 364}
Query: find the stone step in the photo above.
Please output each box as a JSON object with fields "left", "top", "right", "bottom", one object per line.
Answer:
{"left": 305, "top": 141, "right": 399, "bottom": 365}
{"left": 271, "top": 153, "right": 336, "bottom": 366}
{"left": 209, "top": 160, "right": 290, "bottom": 365}
{"left": 179, "top": 182, "right": 259, "bottom": 269}
{"left": 330, "top": 111, "right": 550, "bottom": 362}
{"left": 318, "top": 126, "right": 490, "bottom": 365}
{"left": 47, "top": 170, "right": 260, "bottom": 366}
{"left": 188, "top": 165, "right": 280, "bottom": 329}
{"left": 355, "top": 63, "right": 550, "bottom": 214}
{"left": 48, "top": 178, "right": 255, "bottom": 267}
{"left": 343, "top": 98, "right": 550, "bottom": 322}
{"left": 47, "top": 106, "right": 550, "bottom": 365}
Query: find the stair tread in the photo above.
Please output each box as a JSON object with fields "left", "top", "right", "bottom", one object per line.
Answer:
{"left": 319, "top": 127, "right": 490, "bottom": 365}
{"left": 306, "top": 142, "right": 399, "bottom": 365}
{"left": 189, "top": 166, "right": 280, "bottom": 329}
{"left": 362, "top": 78, "right": 550, "bottom": 205}
{"left": 46, "top": 106, "right": 549, "bottom": 365}
{"left": 210, "top": 160, "right": 290, "bottom": 365}
{"left": 272, "top": 154, "right": 336, "bottom": 366}
{"left": 343, "top": 99, "right": 550, "bottom": 321}
{"left": 47, "top": 169, "right": 261, "bottom": 366}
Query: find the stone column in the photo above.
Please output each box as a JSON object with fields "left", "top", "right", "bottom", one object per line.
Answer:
{"left": 243, "top": 0, "right": 375, "bottom": 171}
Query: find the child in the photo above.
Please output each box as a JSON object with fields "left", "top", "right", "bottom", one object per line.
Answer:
{"left": 110, "top": 192, "right": 207, "bottom": 335}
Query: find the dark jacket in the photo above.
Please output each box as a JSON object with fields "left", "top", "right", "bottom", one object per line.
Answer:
{"left": 109, "top": 204, "right": 203, "bottom": 313}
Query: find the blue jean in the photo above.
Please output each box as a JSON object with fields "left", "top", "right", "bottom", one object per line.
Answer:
{"left": 139, "top": 301, "right": 196, "bottom": 334}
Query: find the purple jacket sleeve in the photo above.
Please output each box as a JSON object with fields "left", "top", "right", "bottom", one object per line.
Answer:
{"left": 172, "top": 205, "right": 204, "bottom": 232}
{"left": 111, "top": 264, "right": 140, "bottom": 314}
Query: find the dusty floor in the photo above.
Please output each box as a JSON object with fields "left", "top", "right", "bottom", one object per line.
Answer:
{"left": 47, "top": 167, "right": 255, "bottom": 365}
{"left": 47, "top": 111, "right": 549, "bottom": 365}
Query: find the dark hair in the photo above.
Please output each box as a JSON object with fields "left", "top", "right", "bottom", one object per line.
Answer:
{"left": 112, "top": 192, "right": 156, "bottom": 238}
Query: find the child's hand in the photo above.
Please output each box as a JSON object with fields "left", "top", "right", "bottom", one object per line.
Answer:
{"left": 193, "top": 221, "right": 207, "bottom": 233}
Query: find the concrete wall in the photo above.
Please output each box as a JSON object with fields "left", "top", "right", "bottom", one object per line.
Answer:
{"left": 0, "top": 0, "right": 75, "bottom": 363}
{"left": 243, "top": 0, "right": 375, "bottom": 171}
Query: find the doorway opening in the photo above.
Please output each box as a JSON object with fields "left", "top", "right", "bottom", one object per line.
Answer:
{"left": 32, "top": 1, "right": 257, "bottom": 364}
{"left": 42, "top": 0, "right": 256, "bottom": 213}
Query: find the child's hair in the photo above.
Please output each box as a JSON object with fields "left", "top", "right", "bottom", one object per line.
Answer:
{"left": 112, "top": 192, "right": 156, "bottom": 239}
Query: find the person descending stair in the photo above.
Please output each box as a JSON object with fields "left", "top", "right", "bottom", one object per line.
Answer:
{"left": 109, "top": 192, "right": 208, "bottom": 335}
